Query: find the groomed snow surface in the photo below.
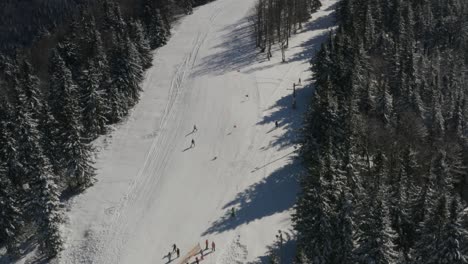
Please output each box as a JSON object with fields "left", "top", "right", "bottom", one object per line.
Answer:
{"left": 30, "top": 0, "right": 337, "bottom": 263}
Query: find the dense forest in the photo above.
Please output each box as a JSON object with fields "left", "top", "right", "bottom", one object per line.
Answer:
{"left": 0, "top": 0, "right": 212, "bottom": 259}
{"left": 294, "top": 0, "right": 468, "bottom": 263}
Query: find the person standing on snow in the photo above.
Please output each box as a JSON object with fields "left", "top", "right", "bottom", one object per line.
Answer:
{"left": 200, "top": 249, "right": 204, "bottom": 260}
{"left": 172, "top": 244, "right": 177, "bottom": 252}
{"left": 167, "top": 251, "right": 172, "bottom": 261}
{"left": 278, "top": 230, "right": 283, "bottom": 245}
{"left": 176, "top": 248, "right": 180, "bottom": 258}
{"left": 211, "top": 241, "right": 216, "bottom": 251}
{"left": 205, "top": 239, "right": 209, "bottom": 250}
{"left": 191, "top": 139, "right": 195, "bottom": 148}
{"left": 193, "top": 125, "right": 198, "bottom": 132}
{"left": 195, "top": 256, "right": 199, "bottom": 264}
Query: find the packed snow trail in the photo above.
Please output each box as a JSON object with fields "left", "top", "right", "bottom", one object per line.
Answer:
{"left": 55, "top": 0, "right": 337, "bottom": 263}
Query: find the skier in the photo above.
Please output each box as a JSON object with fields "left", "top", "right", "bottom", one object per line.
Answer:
{"left": 176, "top": 248, "right": 180, "bottom": 258}
{"left": 195, "top": 257, "right": 199, "bottom": 264}
{"left": 275, "top": 121, "right": 279, "bottom": 128}
{"left": 205, "top": 239, "right": 209, "bottom": 250}
{"left": 231, "top": 207, "right": 236, "bottom": 218}
{"left": 191, "top": 139, "right": 195, "bottom": 148}
{"left": 298, "top": 78, "right": 301, "bottom": 84}
{"left": 167, "top": 251, "right": 172, "bottom": 261}
{"left": 172, "top": 244, "right": 177, "bottom": 252}
{"left": 278, "top": 230, "right": 283, "bottom": 245}
{"left": 200, "top": 249, "right": 204, "bottom": 260}
{"left": 211, "top": 241, "right": 216, "bottom": 251}
{"left": 193, "top": 125, "right": 198, "bottom": 132}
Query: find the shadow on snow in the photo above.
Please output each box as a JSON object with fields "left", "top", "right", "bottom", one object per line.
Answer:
{"left": 193, "top": 6, "right": 335, "bottom": 77}
{"left": 202, "top": 160, "right": 301, "bottom": 236}
{"left": 201, "top": 3, "right": 337, "bottom": 239}
{"left": 247, "top": 230, "right": 297, "bottom": 264}
{"left": 193, "top": 15, "right": 263, "bottom": 76}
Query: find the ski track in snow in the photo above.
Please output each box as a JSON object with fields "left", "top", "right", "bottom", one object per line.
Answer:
{"left": 16, "top": 0, "right": 339, "bottom": 263}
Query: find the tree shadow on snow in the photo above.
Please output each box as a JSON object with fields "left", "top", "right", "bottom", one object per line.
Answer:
{"left": 202, "top": 158, "right": 301, "bottom": 235}
{"left": 201, "top": 0, "right": 337, "bottom": 242}
{"left": 192, "top": 15, "right": 264, "bottom": 76}
{"left": 247, "top": 230, "right": 297, "bottom": 264}
{"left": 202, "top": 80, "right": 316, "bottom": 235}
{"left": 202, "top": 55, "right": 319, "bottom": 239}
{"left": 286, "top": 9, "right": 337, "bottom": 65}
{"left": 195, "top": 5, "right": 336, "bottom": 77}
{"left": 256, "top": 79, "right": 315, "bottom": 152}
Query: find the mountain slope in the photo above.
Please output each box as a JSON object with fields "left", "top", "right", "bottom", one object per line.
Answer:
{"left": 55, "top": 0, "right": 338, "bottom": 263}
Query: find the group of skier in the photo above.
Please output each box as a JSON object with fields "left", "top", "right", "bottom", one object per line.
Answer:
{"left": 190, "top": 125, "right": 197, "bottom": 148}
{"left": 192, "top": 240, "right": 215, "bottom": 264}
{"left": 166, "top": 244, "right": 181, "bottom": 261}
{"left": 166, "top": 239, "right": 216, "bottom": 263}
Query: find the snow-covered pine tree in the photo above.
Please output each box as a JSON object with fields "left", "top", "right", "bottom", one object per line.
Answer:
{"left": 331, "top": 191, "right": 355, "bottom": 264}
{"left": 129, "top": 19, "right": 152, "bottom": 70}
{"left": 363, "top": 3, "right": 376, "bottom": 47}
{"left": 57, "top": 20, "right": 81, "bottom": 80}
{"left": 182, "top": 0, "right": 194, "bottom": 15}
{"left": 412, "top": 195, "right": 450, "bottom": 264}
{"left": 433, "top": 198, "right": 468, "bottom": 264}
{"left": 355, "top": 185, "right": 401, "bottom": 264}
{"left": 0, "top": 166, "right": 23, "bottom": 257}
{"left": 38, "top": 103, "right": 62, "bottom": 176}
{"left": 79, "top": 59, "right": 108, "bottom": 140}
{"left": 102, "top": 0, "right": 127, "bottom": 38}
{"left": 48, "top": 50, "right": 95, "bottom": 191}
{"left": 294, "top": 139, "right": 343, "bottom": 263}
{"left": 293, "top": 170, "right": 335, "bottom": 264}
{"left": 0, "top": 104, "right": 24, "bottom": 256}
{"left": 375, "top": 80, "right": 394, "bottom": 127}
{"left": 143, "top": 3, "right": 169, "bottom": 49}
{"left": 430, "top": 150, "right": 454, "bottom": 194}
{"left": 30, "top": 169, "right": 63, "bottom": 257}
{"left": 17, "top": 61, "right": 43, "bottom": 120}
{"left": 12, "top": 76, "right": 64, "bottom": 258}
{"left": 109, "top": 36, "right": 143, "bottom": 113}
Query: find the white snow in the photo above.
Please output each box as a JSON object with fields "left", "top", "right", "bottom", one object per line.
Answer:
{"left": 48, "top": 0, "right": 338, "bottom": 263}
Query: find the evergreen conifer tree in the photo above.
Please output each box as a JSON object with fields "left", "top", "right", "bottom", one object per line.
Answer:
{"left": 12, "top": 75, "right": 64, "bottom": 258}
{"left": 80, "top": 59, "right": 108, "bottom": 139}
{"left": 129, "top": 20, "right": 153, "bottom": 69}
{"left": 0, "top": 167, "right": 23, "bottom": 256}
{"left": 355, "top": 186, "right": 400, "bottom": 264}
{"left": 143, "top": 0, "right": 169, "bottom": 49}
{"left": 48, "top": 50, "right": 95, "bottom": 191}
{"left": 109, "top": 36, "right": 143, "bottom": 114}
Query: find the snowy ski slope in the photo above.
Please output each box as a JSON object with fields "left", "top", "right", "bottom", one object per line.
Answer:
{"left": 52, "top": 0, "right": 338, "bottom": 263}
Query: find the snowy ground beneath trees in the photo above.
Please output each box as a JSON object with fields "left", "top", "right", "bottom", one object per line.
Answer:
{"left": 15, "top": 0, "right": 337, "bottom": 263}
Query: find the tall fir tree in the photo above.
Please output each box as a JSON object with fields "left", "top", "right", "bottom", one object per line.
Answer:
{"left": 79, "top": 58, "right": 108, "bottom": 140}
{"left": 12, "top": 74, "right": 63, "bottom": 258}
{"left": 48, "top": 50, "right": 95, "bottom": 191}
{"left": 143, "top": 0, "right": 169, "bottom": 49}
{"left": 129, "top": 19, "right": 153, "bottom": 70}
